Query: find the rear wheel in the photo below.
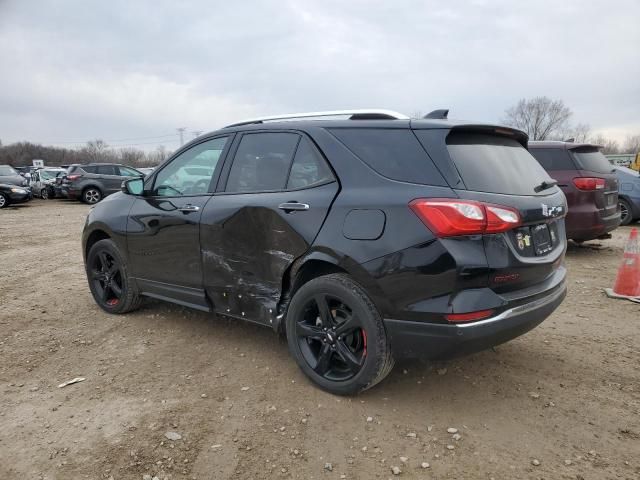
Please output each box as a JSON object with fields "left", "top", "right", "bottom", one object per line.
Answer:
{"left": 286, "top": 273, "right": 394, "bottom": 395}
{"left": 619, "top": 199, "right": 633, "bottom": 226}
{"left": 83, "top": 187, "right": 102, "bottom": 204}
{"left": 0, "top": 193, "right": 8, "bottom": 209}
{"left": 86, "top": 239, "right": 141, "bottom": 314}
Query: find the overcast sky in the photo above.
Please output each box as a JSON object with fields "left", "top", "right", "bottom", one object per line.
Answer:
{"left": 1, "top": 0, "right": 638, "bottom": 151}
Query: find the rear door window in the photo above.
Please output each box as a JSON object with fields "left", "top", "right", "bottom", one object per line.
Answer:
{"left": 96, "top": 165, "right": 117, "bottom": 175}
{"left": 571, "top": 148, "right": 614, "bottom": 174}
{"left": 529, "top": 148, "right": 576, "bottom": 171}
{"left": 225, "top": 132, "right": 299, "bottom": 193}
{"left": 81, "top": 166, "right": 98, "bottom": 174}
{"left": 440, "top": 132, "right": 553, "bottom": 196}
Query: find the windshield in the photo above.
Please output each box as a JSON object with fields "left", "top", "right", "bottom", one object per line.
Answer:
{"left": 0, "top": 165, "right": 18, "bottom": 176}
{"left": 444, "top": 132, "right": 554, "bottom": 196}
{"left": 571, "top": 148, "right": 614, "bottom": 174}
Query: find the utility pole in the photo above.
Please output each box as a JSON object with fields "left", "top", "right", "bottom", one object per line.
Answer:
{"left": 177, "top": 127, "right": 187, "bottom": 146}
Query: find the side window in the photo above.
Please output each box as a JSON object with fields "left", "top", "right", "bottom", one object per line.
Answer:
{"left": 154, "top": 136, "right": 228, "bottom": 196}
{"left": 118, "top": 166, "right": 141, "bottom": 177}
{"left": 225, "top": 133, "right": 299, "bottom": 193}
{"left": 82, "top": 166, "right": 97, "bottom": 174}
{"left": 529, "top": 148, "right": 575, "bottom": 171}
{"left": 286, "top": 137, "right": 334, "bottom": 189}
{"left": 97, "top": 165, "right": 117, "bottom": 175}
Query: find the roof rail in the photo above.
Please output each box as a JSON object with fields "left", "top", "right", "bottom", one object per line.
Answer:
{"left": 224, "top": 109, "right": 409, "bottom": 128}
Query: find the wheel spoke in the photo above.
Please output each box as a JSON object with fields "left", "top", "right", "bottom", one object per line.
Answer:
{"left": 110, "top": 281, "right": 123, "bottom": 298}
{"left": 90, "top": 269, "right": 106, "bottom": 281}
{"left": 100, "top": 284, "right": 110, "bottom": 303}
{"left": 335, "top": 313, "right": 360, "bottom": 336}
{"left": 296, "top": 322, "right": 324, "bottom": 340}
{"left": 313, "top": 343, "right": 333, "bottom": 375}
{"left": 314, "top": 294, "right": 333, "bottom": 327}
{"left": 334, "top": 339, "right": 363, "bottom": 373}
{"left": 98, "top": 252, "right": 109, "bottom": 271}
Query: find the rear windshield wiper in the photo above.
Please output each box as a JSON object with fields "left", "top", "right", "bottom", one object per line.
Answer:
{"left": 533, "top": 179, "right": 558, "bottom": 193}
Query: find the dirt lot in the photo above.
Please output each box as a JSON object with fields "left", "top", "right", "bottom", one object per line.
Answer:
{"left": 0, "top": 199, "right": 638, "bottom": 480}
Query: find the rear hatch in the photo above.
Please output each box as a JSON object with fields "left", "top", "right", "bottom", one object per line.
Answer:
{"left": 424, "top": 129, "right": 567, "bottom": 294}
{"left": 569, "top": 146, "right": 618, "bottom": 217}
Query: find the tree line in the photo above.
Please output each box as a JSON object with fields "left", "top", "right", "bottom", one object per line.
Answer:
{"left": 503, "top": 96, "right": 640, "bottom": 154}
{"left": 0, "top": 139, "right": 171, "bottom": 168}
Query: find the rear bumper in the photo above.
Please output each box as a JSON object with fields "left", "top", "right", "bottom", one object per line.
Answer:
{"left": 566, "top": 208, "right": 620, "bottom": 241}
{"left": 384, "top": 278, "right": 566, "bottom": 359}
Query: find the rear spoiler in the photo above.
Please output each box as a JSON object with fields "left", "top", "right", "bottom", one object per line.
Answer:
{"left": 448, "top": 124, "right": 529, "bottom": 148}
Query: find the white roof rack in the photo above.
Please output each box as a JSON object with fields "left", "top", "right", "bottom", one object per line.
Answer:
{"left": 224, "top": 109, "right": 409, "bottom": 128}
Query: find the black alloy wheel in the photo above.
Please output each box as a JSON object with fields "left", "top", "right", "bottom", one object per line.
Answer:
{"left": 295, "top": 293, "right": 367, "bottom": 381}
{"left": 286, "top": 273, "right": 394, "bottom": 395}
{"left": 86, "top": 239, "right": 141, "bottom": 314}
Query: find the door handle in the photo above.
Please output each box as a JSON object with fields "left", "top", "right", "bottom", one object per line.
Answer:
{"left": 178, "top": 204, "right": 200, "bottom": 213}
{"left": 278, "top": 202, "right": 310, "bottom": 212}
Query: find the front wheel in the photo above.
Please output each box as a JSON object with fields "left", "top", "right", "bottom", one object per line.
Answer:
{"left": 86, "top": 239, "right": 141, "bottom": 314}
{"left": 41, "top": 188, "right": 49, "bottom": 199}
{"left": 286, "top": 273, "right": 394, "bottom": 395}
{"left": 0, "top": 193, "right": 8, "bottom": 209}
{"left": 619, "top": 199, "right": 633, "bottom": 226}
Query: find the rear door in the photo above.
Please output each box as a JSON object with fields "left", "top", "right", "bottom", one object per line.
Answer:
{"left": 200, "top": 131, "right": 338, "bottom": 325}
{"left": 95, "top": 164, "right": 121, "bottom": 194}
{"left": 416, "top": 130, "right": 568, "bottom": 293}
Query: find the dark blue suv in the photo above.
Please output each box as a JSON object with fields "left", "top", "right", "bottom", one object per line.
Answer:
{"left": 82, "top": 109, "right": 567, "bottom": 394}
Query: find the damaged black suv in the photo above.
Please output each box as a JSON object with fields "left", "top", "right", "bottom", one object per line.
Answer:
{"left": 82, "top": 109, "right": 567, "bottom": 394}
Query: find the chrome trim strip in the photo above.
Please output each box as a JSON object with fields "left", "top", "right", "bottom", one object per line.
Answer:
{"left": 225, "top": 109, "right": 409, "bottom": 128}
{"left": 456, "top": 285, "right": 566, "bottom": 328}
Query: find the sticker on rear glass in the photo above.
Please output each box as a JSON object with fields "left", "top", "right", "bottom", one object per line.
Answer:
{"left": 516, "top": 232, "right": 531, "bottom": 250}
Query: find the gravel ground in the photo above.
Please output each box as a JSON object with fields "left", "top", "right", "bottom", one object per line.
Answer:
{"left": 0, "top": 199, "right": 638, "bottom": 480}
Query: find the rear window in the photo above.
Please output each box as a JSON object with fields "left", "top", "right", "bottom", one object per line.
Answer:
{"left": 571, "top": 148, "right": 614, "bottom": 174}
{"left": 444, "top": 133, "right": 552, "bottom": 196}
{"left": 529, "top": 148, "right": 576, "bottom": 171}
{"left": 328, "top": 128, "right": 446, "bottom": 185}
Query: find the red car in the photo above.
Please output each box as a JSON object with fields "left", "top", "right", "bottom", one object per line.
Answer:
{"left": 529, "top": 141, "right": 620, "bottom": 242}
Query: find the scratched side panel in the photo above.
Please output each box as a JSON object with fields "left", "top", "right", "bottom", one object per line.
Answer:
{"left": 200, "top": 183, "right": 338, "bottom": 326}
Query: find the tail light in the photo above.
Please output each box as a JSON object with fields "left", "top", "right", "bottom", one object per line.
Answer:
{"left": 409, "top": 199, "right": 521, "bottom": 237}
{"left": 573, "top": 177, "right": 605, "bottom": 191}
{"left": 66, "top": 174, "right": 81, "bottom": 181}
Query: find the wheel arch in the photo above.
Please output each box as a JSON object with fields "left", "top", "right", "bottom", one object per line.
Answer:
{"left": 84, "top": 229, "right": 111, "bottom": 262}
{"left": 276, "top": 249, "right": 389, "bottom": 333}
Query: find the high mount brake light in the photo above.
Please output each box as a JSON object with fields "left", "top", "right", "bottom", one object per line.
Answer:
{"left": 573, "top": 177, "right": 605, "bottom": 191}
{"left": 409, "top": 199, "right": 521, "bottom": 237}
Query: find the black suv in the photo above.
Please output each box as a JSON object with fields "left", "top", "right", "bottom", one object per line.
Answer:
{"left": 62, "top": 163, "right": 143, "bottom": 204}
{"left": 82, "top": 110, "right": 568, "bottom": 394}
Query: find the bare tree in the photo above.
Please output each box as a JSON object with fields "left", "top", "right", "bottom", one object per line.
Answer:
{"left": 589, "top": 134, "right": 620, "bottom": 154}
{"left": 503, "top": 97, "right": 573, "bottom": 140}
{"left": 623, "top": 134, "right": 640, "bottom": 154}
{"left": 569, "top": 123, "right": 591, "bottom": 143}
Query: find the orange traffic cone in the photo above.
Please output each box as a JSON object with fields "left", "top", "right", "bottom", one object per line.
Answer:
{"left": 613, "top": 228, "right": 640, "bottom": 297}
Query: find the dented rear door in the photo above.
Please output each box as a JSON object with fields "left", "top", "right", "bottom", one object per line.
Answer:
{"left": 200, "top": 132, "right": 338, "bottom": 326}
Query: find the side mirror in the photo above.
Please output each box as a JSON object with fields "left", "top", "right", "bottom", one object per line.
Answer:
{"left": 122, "top": 177, "right": 144, "bottom": 195}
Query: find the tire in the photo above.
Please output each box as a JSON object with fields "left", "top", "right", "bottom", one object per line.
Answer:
{"left": 86, "top": 239, "right": 142, "bottom": 314}
{"left": 47, "top": 186, "right": 56, "bottom": 199}
{"left": 619, "top": 199, "right": 633, "bottom": 226}
{"left": 82, "top": 187, "right": 102, "bottom": 204}
{"left": 0, "top": 193, "right": 8, "bottom": 209}
{"left": 41, "top": 188, "right": 49, "bottom": 200}
{"left": 286, "top": 273, "right": 394, "bottom": 395}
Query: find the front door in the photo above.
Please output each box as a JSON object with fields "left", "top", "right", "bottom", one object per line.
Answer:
{"left": 200, "top": 131, "right": 338, "bottom": 324}
{"left": 126, "top": 135, "right": 233, "bottom": 309}
{"left": 95, "top": 164, "right": 123, "bottom": 195}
